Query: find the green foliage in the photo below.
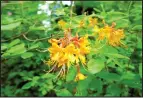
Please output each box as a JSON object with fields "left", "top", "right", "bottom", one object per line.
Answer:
{"left": 21, "top": 52, "right": 34, "bottom": 59}
{"left": 56, "top": 89, "right": 72, "bottom": 96}
{"left": 1, "top": 22, "right": 21, "bottom": 30}
{"left": 1, "top": 1, "right": 142, "bottom": 97}
{"left": 87, "top": 58, "right": 105, "bottom": 74}
{"left": 66, "top": 66, "right": 77, "bottom": 82}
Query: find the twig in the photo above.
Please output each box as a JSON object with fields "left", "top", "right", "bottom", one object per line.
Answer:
{"left": 46, "top": 64, "right": 57, "bottom": 73}
{"left": 1, "top": 31, "right": 29, "bottom": 42}
{"left": 35, "top": 49, "right": 48, "bottom": 52}
{"left": 55, "top": 65, "right": 65, "bottom": 79}
{"left": 22, "top": 34, "right": 59, "bottom": 42}
{"left": 22, "top": 34, "right": 36, "bottom": 41}
{"left": 70, "top": 1, "right": 73, "bottom": 26}
{"left": 1, "top": 21, "right": 37, "bottom": 43}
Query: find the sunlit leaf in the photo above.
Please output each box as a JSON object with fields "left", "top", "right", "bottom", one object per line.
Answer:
{"left": 1, "top": 22, "right": 21, "bottom": 30}
{"left": 8, "top": 39, "right": 21, "bottom": 48}
{"left": 87, "top": 58, "right": 105, "bottom": 74}
{"left": 21, "top": 52, "right": 34, "bottom": 59}
{"left": 56, "top": 89, "right": 72, "bottom": 96}
{"left": 22, "top": 82, "right": 33, "bottom": 89}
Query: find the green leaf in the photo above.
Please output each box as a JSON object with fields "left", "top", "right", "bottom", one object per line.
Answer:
{"left": 121, "top": 79, "right": 142, "bottom": 89}
{"left": 66, "top": 66, "right": 76, "bottom": 82}
{"left": 22, "top": 82, "right": 33, "bottom": 89}
{"left": 132, "top": 25, "right": 142, "bottom": 30}
{"left": 21, "top": 52, "right": 34, "bottom": 59}
{"left": 8, "top": 39, "right": 21, "bottom": 48}
{"left": 106, "top": 11, "right": 129, "bottom": 28}
{"left": 2, "top": 43, "right": 26, "bottom": 57}
{"left": 98, "top": 45, "right": 118, "bottom": 54}
{"left": 6, "top": 43, "right": 25, "bottom": 53}
{"left": 1, "top": 45, "right": 7, "bottom": 51}
{"left": 29, "top": 43, "right": 40, "bottom": 50}
{"left": 87, "top": 58, "right": 105, "bottom": 74}
{"left": 115, "top": 19, "right": 129, "bottom": 28}
{"left": 41, "top": 73, "right": 55, "bottom": 79}
{"left": 41, "top": 88, "right": 48, "bottom": 96}
{"left": 75, "top": 89, "right": 88, "bottom": 96}
{"left": 8, "top": 72, "right": 18, "bottom": 80}
{"left": 29, "top": 26, "right": 45, "bottom": 31}
{"left": 137, "top": 38, "right": 142, "bottom": 49}
{"left": 77, "top": 76, "right": 93, "bottom": 91}
{"left": 103, "top": 53, "right": 129, "bottom": 60}
{"left": 106, "top": 84, "right": 121, "bottom": 96}
{"left": 139, "top": 63, "right": 142, "bottom": 78}
{"left": 1, "top": 22, "right": 21, "bottom": 30}
{"left": 56, "top": 89, "right": 72, "bottom": 96}
{"left": 96, "top": 71, "right": 121, "bottom": 81}
{"left": 121, "top": 71, "right": 136, "bottom": 80}
{"left": 89, "top": 78, "right": 103, "bottom": 94}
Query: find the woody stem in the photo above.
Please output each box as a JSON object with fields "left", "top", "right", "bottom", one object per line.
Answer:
{"left": 76, "top": 63, "right": 80, "bottom": 73}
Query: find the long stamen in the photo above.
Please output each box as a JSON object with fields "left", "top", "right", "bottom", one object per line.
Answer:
{"left": 55, "top": 65, "right": 65, "bottom": 79}
{"left": 62, "top": 64, "right": 66, "bottom": 78}
{"left": 76, "top": 63, "right": 80, "bottom": 73}
{"left": 46, "top": 63, "right": 57, "bottom": 73}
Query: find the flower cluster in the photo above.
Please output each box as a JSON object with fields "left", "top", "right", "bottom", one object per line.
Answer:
{"left": 47, "top": 28, "right": 90, "bottom": 80}
{"left": 46, "top": 15, "right": 125, "bottom": 81}
{"left": 93, "top": 22, "right": 125, "bottom": 46}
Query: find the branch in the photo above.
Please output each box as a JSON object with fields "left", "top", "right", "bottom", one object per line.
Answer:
{"left": 70, "top": 1, "right": 73, "bottom": 25}
{"left": 22, "top": 34, "right": 36, "bottom": 41}
{"left": 22, "top": 34, "right": 63, "bottom": 42}
{"left": 1, "top": 31, "right": 29, "bottom": 42}
{"left": 35, "top": 49, "right": 48, "bottom": 52}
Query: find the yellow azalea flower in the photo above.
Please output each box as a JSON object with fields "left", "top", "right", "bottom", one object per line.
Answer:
{"left": 99, "top": 25, "right": 113, "bottom": 39}
{"left": 46, "top": 60, "right": 55, "bottom": 66}
{"left": 79, "top": 54, "right": 86, "bottom": 65}
{"left": 58, "top": 20, "right": 66, "bottom": 29}
{"left": 58, "top": 54, "right": 68, "bottom": 67}
{"left": 48, "top": 43, "right": 78, "bottom": 68}
{"left": 108, "top": 29, "right": 125, "bottom": 46}
{"left": 75, "top": 73, "right": 87, "bottom": 81}
{"left": 93, "top": 25, "right": 100, "bottom": 35}
{"left": 48, "top": 39, "right": 59, "bottom": 44}
{"left": 79, "top": 35, "right": 89, "bottom": 46}
{"left": 97, "top": 23, "right": 125, "bottom": 46}
{"left": 47, "top": 31, "right": 91, "bottom": 78}
{"left": 64, "top": 43, "right": 78, "bottom": 54}
{"left": 62, "top": 53, "right": 75, "bottom": 67}
{"left": 78, "top": 35, "right": 90, "bottom": 54}
{"left": 78, "top": 20, "right": 85, "bottom": 28}
{"left": 48, "top": 43, "right": 63, "bottom": 54}
{"left": 79, "top": 46, "right": 90, "bottom": 55}
{"left": 88, "top": 17, "right": 98, "bottom": 27}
